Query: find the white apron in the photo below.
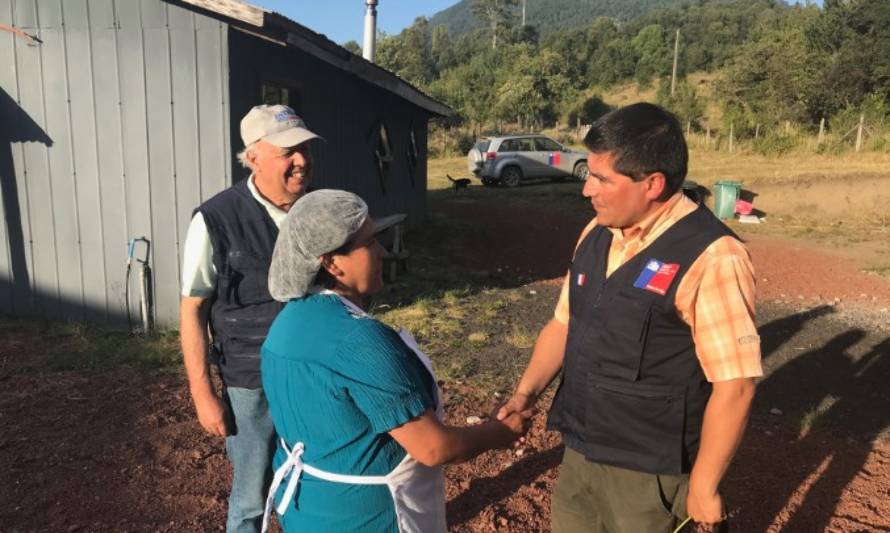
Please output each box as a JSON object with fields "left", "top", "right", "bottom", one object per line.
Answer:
{"left": 261, "top": 292, "right": 447, "bottom": 533}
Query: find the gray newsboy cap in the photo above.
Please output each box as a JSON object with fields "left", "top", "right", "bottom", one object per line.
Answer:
{"left": 268, "top": 189, "right": 369, "bottom": 302}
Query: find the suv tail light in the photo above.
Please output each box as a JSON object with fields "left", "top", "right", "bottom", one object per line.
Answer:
{"left": 484, "top": 151, "right": 497, "bottom": 160}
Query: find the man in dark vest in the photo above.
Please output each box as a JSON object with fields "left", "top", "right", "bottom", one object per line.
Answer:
{"left": 498, "top": 103, "right": 761, "bottom": 532}
{"left": 179, "top": 105, "right": 320, "bottom": 533}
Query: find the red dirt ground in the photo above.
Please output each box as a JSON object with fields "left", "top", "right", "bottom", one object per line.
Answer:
{"left": 1, "top": 200, "right": 888, "bottom": 532}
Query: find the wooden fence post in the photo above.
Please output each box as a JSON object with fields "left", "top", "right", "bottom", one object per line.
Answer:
{"left": 818, "top": 117, "right": 825, "bottom": 144}
{"left": 729, "top": 123, "right": 734, "bottom": 153}
{"left": 755, "top": 123, "right": 760, "bottom": 140}
{"left": 855, "top": 113, "right": 864, "bottom": 152}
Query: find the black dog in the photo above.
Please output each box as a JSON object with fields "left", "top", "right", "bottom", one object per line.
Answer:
{"left": 446, "top": 174, "right": 471, "bottom": 190}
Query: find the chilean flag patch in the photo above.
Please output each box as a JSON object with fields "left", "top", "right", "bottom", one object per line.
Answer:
{"left": 633, "top": 259, "right": 680, "bottom": 296}
{"left": 548, "top": 152, "right": 561, "bottom": 166}
{"left": 577, "top": 273, "right": 586, "bottom": 286}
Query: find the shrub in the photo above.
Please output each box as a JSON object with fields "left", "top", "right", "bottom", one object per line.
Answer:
{"left": 563, "top": 93, "right": 611, "bottom": 127}
{"left": 456, "top": 132, "right": 476, "bottom": 154}
{"left": 752, "top": 133, "right": 798, "bottom": 156}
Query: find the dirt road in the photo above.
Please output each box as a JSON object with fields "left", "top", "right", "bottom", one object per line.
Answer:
{"left": 1, "top": 200, "right": 888, "bottom": 532}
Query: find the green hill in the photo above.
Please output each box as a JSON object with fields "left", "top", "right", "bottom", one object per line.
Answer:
{"left": 428, "top": 0, "right": 692, "bottom": 37}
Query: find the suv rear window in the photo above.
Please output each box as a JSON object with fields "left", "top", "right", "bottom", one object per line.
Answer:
{"left": 535, "top": 137, "right": 563, "bottom": 152}
{"left": 498, "top": 139, "right": 519, "bottom": 152}
{"left": 474, "top": 139, "right": 491, "bottom": 152}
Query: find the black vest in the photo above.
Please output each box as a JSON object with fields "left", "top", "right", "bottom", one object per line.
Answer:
{"left": 548, "top": 205, "right": 737, "bottom": 474}
{"left": 197, "top": 178, "right": 283, "bottom": 389}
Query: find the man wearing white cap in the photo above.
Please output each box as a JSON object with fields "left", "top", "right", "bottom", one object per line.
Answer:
{"left": 179, "top": 105, "right": 321, "bottom": 532}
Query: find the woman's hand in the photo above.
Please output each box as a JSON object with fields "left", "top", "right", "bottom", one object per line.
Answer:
{"left": 489, "top": 409, "right": 534, "bottom": 448}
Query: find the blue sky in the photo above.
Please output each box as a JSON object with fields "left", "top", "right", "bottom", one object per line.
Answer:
{"left": 251, "top": 1, "right": 457, "bottom": 44}
{"left": 251, "top": 0, "right": 822, "bottom": 46}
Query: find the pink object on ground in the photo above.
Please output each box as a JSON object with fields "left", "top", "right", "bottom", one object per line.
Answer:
{"left": 735, "top": 199, "right": 754, "bottom": 215}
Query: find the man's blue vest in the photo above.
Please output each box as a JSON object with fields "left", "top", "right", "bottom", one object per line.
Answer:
{"left": 197, "top": 178, "right": 283, "bottom": 389}
{"left": 548, "top": 205, "right": 737, "bottom": 475}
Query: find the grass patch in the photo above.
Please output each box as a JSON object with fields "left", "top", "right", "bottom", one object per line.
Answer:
{"left": 0, "top": 315, "right": 181, "bottom": 376}
{"left": 426, "top": 156, "right": 590, "bottom": 215}
{"left": 467, "top": 332, "right": 490, "bottom": 345}
{"left": 798, "top": 395, "right": 839, "bottom": 439}
{"left": 505, "top": 325, "right": 536, "bottom": 349}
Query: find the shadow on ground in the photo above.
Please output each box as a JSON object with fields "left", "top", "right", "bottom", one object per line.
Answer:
{"left": 723, "top": 304, "right": 890, "bottom": 532}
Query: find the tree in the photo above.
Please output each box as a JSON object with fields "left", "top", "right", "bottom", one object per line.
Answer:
{"left": 342, "top": 40, "right": 361, "bottom": 55}
{"left": 719, "top": 13, "right": 826, "bottom": 128}
{"left": 472, "top": 0, "right": 519, "bottom": 50}
{"left": 657, "top": 79, "right": 705, "bottom": 129}
{"left": 493, "top": 45, "right": 571, "bottom": 127}
{"left": 428, "top": 49, "right": 501, "bottom": 129}
{"left": 375, "top": 18, "right": 436, "bottom": 87}
{"left": 631, "top": 24, "right": 672, "bottom": 87}
{"left": 431, "top": 25, "right": 457, "bottom": 72}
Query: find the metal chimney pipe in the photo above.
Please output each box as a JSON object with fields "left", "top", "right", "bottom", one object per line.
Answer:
{"left": 363, "top": 0, "right": 378, "bottom": 62}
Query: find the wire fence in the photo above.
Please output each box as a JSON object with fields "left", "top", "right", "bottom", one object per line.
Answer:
{"left": 429, "top": 114, "right": 890, "bottom": 159}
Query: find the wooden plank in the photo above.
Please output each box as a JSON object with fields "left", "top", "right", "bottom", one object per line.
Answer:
{"left": 34, "top": 0, "right": 63, "bottom": 29}
{"left": 32, "top": 25, "right": 74, "bottom": 314}
{"left": 179, "top": 0, "right": 263, "bottom": 27}
{"left": 86, "top": 0, "right": 115, "bottom": 30}
{"left": 169, "top": 10, "right": 199, "bottom": 295}
{"left": 65, "top": 0, "right": 107, "bottom": 321}
{"left": 91, "top": 14, "right": 128, "bottom": 323}
{"left": 0, "top": 0, "right": 17, "bottom": 312}
{"left": 114, "top": 0, "right": 141, "bottom": 30}
{"left": 166, "top": 0, "right": 193, "bottom": 30}
{"left": 115, "top": 3, "right": 152, "bottom": 323}
{"left": 139, "top": 0, "right": 166, "bottom": 29}
{"left": 194, "top": 22, "right": 227, "bottom": 201}
{"left": 12, "top": 0, "right": 37, "bottom": 29}
{"left": 143, "top": 25, "right": 178, "bottom": 326}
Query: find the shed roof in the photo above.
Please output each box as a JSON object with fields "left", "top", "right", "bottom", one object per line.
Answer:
{"left": 174, "top": 0, "right": 452, "bottom": 117}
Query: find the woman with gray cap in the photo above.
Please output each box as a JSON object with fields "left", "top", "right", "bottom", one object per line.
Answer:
{"left": 259, "top": 190, "right": 530, "bottom": 533}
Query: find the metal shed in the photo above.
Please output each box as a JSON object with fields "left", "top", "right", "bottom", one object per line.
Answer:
{"left": 0, "top": 0, "right": 450, "bottom": 328}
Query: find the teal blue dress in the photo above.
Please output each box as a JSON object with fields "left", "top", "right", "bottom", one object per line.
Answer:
{"left": 261, "top": 293, "right": 436, "bottom": 532}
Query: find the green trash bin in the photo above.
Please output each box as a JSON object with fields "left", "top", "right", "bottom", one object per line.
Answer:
{"left": 713, "top": 181, "right": 742, "bottom": 220}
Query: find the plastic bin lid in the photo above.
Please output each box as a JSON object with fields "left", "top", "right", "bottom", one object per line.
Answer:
{"left": 715, "top": 180, "right": 742, "bottom": 186}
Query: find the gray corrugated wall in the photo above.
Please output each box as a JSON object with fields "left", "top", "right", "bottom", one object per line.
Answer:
{"left": 0, "top": 0, "right": 230, "bottom": 327}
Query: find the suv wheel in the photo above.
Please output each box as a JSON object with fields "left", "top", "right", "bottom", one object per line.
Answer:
{"left": 501, "top": 166, "right": 522, "bottom": 187}
{"left": 573, "top": 161, "right": 589, "bottom": 181}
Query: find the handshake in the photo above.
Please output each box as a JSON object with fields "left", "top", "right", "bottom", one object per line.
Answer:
{"left": 486, "top": 391, "right": 539, "bottom": 449}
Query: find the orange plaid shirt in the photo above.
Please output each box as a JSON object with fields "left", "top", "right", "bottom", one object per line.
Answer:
{"left": 554, "top": 192, "right": 763, "bottom": 382}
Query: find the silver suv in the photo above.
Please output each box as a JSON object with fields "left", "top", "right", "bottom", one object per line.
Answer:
{"left": 467, "top": 134, "right": 588, "bottom": 187}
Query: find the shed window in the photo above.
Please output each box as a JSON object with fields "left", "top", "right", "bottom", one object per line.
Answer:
{"left": 373, "top": 121, "right": 393, "bottom": 192}
{"left": 262, "top": 84, "right": 302, "bottom": 112}
{"left": 376, "top": 122, "right": 393, "bottom": 165}
{"left": 406, "top": 126, "right": 419, "bottom": 186}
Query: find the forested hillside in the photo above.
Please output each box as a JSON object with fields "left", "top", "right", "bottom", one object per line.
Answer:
{"left": 428, "top": 0, "right": 690, "bottom": 37}
{"left": 357, "top": 0, "right": 889, "bottom": 151}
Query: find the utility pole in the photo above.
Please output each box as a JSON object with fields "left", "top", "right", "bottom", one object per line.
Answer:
{"left": 492, "top": 0, "right": 498, "bottom": 50}
{"left": 670, "top": 28, "right": 680, "bottom": 97}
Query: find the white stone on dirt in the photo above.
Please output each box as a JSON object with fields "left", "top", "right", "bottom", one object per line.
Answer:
{"left": 466, "top": 416, "right": 483, "bottom": 425}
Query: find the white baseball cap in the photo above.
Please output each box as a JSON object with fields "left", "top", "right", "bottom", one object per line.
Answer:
{"left": 240, "top": 104, "right": 321, "bottom": 147}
